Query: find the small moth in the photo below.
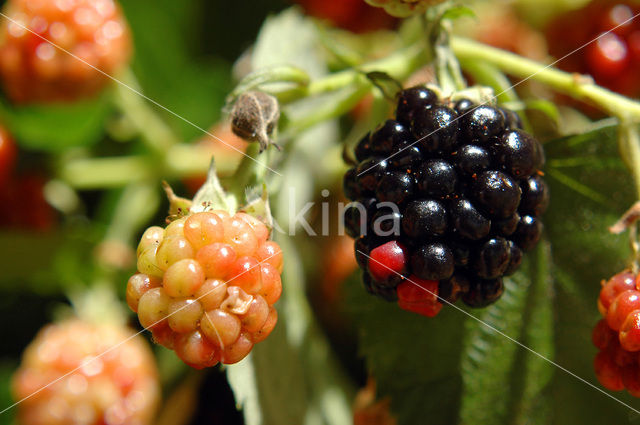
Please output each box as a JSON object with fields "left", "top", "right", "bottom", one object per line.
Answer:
{"left": 230, "top": 91, "right": 281, "bottom": 153}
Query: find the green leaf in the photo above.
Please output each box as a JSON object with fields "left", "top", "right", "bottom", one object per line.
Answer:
{"left": 225, "top": 12, "right": 353, "bottom": 422}
{"left": 346, "top": 277, "right": 465, "bottom": 425}
{"left": 459, "top": 270, "right": 532, "bottom": 425}
{"left": 120, "top": 0, "right": 231, "bottom": 142}
{"left": 0, "top": 95, "right": 111, "bottom": 152}
{"left": 508, "top": 242, "right": 554, "bottom": 425}
{"left": 251, "top": 8, "right": 327, "bottom": 79}
{"left": 544, "top": 121, "right": 640, "bottom": 421}
{"left": 441, "top": 5, "right": 476, "bottom": 21}
{"left": 364, "top": 71, "right": 403, "bottom": 101}
{"left": 0, "top": 361, "right": 17, "bottom": 425}
{"left": 524, "top": 99, "right": 560, "bottom": 125}
{"left": 227, "top": 234, "right": 353, "bottom": 425}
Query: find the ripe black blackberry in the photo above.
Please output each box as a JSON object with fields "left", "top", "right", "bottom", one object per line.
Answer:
{"left": 344, "top": 86, "right": 547, "bottom": 316}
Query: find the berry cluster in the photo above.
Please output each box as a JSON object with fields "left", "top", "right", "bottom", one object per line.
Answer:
{"left": 12, "top": 319, "right": 159, "bottom": 425}
{"left": 593, "top": 270, "right": 640, "bottom": 395}
{"left": 546, "top": 1, "right": 640, "bottom": 97}
{"left": 364, "top": 0, "right": 445, "bottom": 17}
{"left": 0, "top": 0, "right": 132, "bottom": 103}
{"left": 343, "top": 86, "right": 547, "bottom": 316}
{"left": 128, "top": 211, "right": 283, "bottom": 369}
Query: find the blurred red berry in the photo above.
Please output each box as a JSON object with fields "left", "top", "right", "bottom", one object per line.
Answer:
{"left": 592, "top": 319, "right": 615, "bottom": 350}
{"left": 12, "top": 319, "right": 159, "bottom": 425}
{"left": 0, "top": 126, "right": 17, "bottom": 187}
{"left": 0, "top": 0, "right": 132, "bottom": 103}
{"left": 294, "top": 0, "right": 396, "bottom": 33}
{"left": 546, "top": 0, "right": 640, "bottom": 97}
{"left": 0, "top": 174, "right": 55, "bottom": 231}
{"left": 594, "top": 348, "right": 625, "bottom": 391}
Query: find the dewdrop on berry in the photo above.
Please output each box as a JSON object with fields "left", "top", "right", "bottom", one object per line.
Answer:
{"left": 230, "top": 91, "right": 281, "bottom": 152}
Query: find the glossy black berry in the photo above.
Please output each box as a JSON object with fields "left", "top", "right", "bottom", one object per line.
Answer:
{"left": 411, "top": 242, "right": 454, "bottom": 280}
{"left": 472, "top": 171, "right": 521, "bottom": 218}
{"left": 462, "top": 278, "right": 504, "bottom": 308}
{"left": 356, "top": 157, "right": 389, "bottom": 193}
{"left": 402, "top": 199, "right": 448, "bottom": 238}
{"left": 504, "top": 240, "right": 523, "bottom": 276}
{"left": 456, "top": 144, "right": 490, "bottom": 176}
{"left": 344, "top": 198, "right": 376, "bottom": 238}
{"left": 491, "top": 213, "right": 519, "bottom": 237}
{"left": 519, "top": 174, "right": 549, "bottom": 215}
{"left": 375, "top": 171, "right": 415, "bottom": 204}
{"left": 440, "top": 273, "right": 471, "bottom": 303}
{"left": 363, "top": 272, "right": 398, "bottom": 302}
{"left": 370, "top": 120, "right": 412, "bottom": 155}
{"left": 412, "top": 106, "right": 459, "bottom": 153}
{"left": 343, "top": 167, "right": 359, "bottom": 200}
{"left": 396, "top": 86, "right": 438, "bottom": 124}
{"left": 450, "top": 240, "right": 471, "bottom": 267}
{"left": 344, "top": 90, "right": 547, "bottom": 313}
{"left": 492, "top": 130, "right": 541, "bottom": 178}
{"left": 389, "top": 144, "right": 422, "bottom": 170}
{"left": 355, "top": 234, "right": 388, "bottom": 269}
{"left": 371, "top": 208, "right": 402, "bottom": 236}
{"left": 354, "top": 133, "right": 372, "bottom": 163}
{"left": 355, "top": 237, "right": 372, "bottom": 269}
{"left": 417, "top": 160, "right": 457, "bottom": 198}
{"left": 514, "top": 215, "right": 543, "bottom": 251}
{"left": 454, "top": 98, "right": 475, "bottom": 115}
{"left": 473, "top": 237, "right": 512, "bottom": 279}
{"left": 500, "top": 108, "right": 523, "bottom": 130}
{"left": 450, "top": 198, "right": 491, "bottom": 240}
{"left": 464, "top": 105, "right": 505, "bottom": 143}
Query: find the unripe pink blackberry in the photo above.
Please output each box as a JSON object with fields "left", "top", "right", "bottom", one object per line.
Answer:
{"left": 128, "top": 211, "right": 283, "bottom": 368}
{"left": 12, "top": 319, "right": 159, "bottom": 425}
{"left": 0, "top": 0, "right": 132, "bottom": 103}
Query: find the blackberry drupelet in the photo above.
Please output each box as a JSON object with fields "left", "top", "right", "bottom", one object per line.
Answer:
{"left": 343, "top": 86, "right": 548, "bottom": 316}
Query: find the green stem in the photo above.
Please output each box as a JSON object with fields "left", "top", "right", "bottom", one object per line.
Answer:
{"left": 279, "top": 43, "right": 425, "bottom": 139}
{"left": 104, "top": 182, "right": 160, "bottom": 245}
{"left": 283, "top": 82, "right": 372, "bottom": 137}
{"left": 228, "top": 144, "right": 266, "bottom": 202}
{"left": 300, "top": 43, "right": 424, "bottom": 100}
{"left": 112, "top": 69, "right": 181, "bottom": 151}
{"left": 60, "top": 146, "right": 241, "bottom": 189}
{"left": 452, "top": 37, "right": 640, "bottom": 120}
{"left": 60, "top": 156, "right": 152, "bottom": 189}
{"left": 459, "top": 60, "right": 519, "bottom": 104}
{"left": 619, "top": 122, "right": 640, "bottom": 199}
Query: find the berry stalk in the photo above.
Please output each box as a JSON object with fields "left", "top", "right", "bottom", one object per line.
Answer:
{"left": 60, "top": 145, "right": 242, "bottom": 190}
{"left": 451, "top": 37, "right": 640, "bottom": 120}
{"left": 112, "top": 69, "right": 181, "bottom": 152}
